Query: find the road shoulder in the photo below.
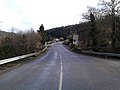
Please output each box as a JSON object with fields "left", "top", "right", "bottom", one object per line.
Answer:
{"left": 0, "top": 48, "right": 48, "bottom": 76}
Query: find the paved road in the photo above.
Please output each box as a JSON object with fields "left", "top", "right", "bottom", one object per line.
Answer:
{"left": 0, "top": 43, "right": 120, "bottom": 90}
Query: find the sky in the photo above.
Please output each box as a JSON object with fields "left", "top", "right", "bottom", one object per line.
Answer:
{"left": 0, "top": 0, "right": 100, "bottom": 32}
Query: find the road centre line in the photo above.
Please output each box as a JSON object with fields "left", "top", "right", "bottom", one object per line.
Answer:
{"left": 58, "top": 49, "right": 63, "bottom": 90}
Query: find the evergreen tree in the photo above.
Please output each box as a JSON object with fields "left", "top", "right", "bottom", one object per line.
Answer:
{"left": 38, "top": 24, "right": 47, "bottom": 44}
{"left": 90, "top": 13, "right": 99, "bottom": 51}
{"left": 0, "top": 37, "right": 14, "bottom": 59}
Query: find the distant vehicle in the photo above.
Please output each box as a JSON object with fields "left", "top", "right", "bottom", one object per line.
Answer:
{"left": 55, "top": 38, "right": 59, "bottom": 42}
{"left": 59, "top": 37, "right": 64, "bottom": 41}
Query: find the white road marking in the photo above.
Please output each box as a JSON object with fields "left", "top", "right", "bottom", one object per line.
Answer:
{"left": 58, "top": 49, "right": 63, "bottom": 90}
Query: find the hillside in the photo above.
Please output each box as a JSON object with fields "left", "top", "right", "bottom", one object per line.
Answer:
{"left": 46, "top": 19, "right": 112, "bottom": 52}
{"left": 0, "top": 31, "right": 11, "bottom": 38}
{"left": 46, "top": 22, "right": 91, "bottom": 39}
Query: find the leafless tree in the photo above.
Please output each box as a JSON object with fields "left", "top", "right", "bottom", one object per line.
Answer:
{"left": 99, "top": 0, "right": 120, "bottom": 51}
{"left": 82, "top": 6, "right": 103, "bottom": 20}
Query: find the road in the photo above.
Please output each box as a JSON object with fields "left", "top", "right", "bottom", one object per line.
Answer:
{"left": 0, "top": 42, "right": 120, "bottom": 90}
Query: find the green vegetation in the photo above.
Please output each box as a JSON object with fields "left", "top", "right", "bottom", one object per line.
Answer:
{"left": 70, "top": 44, "right": 79, "bottom": 50}
{"left": 37, "top": 24, "right": 47, "bottom": 44}
{"left": 0, "top": 37, "right": 14, "bottom": 59}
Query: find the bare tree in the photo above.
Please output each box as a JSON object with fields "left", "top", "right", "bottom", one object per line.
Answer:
{"left": 99, "top": 0, "right": 120, "bottom": 51}
{"left": 82, "top": 6, "right": 103, "bottom": 20}
{"left": 26, "top": 28, "right": 41, "bottom": 53}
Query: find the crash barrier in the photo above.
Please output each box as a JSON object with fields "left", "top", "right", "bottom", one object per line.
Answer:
{"left": 0, "top": 46, "right": 47, "bottom": 65}
{"left": 82, "top": 50, "right": 120, "bottom": 58}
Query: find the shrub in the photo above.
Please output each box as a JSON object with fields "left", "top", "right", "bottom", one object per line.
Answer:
{"left": 70, "top": 44, "right": 79, "bottom": 50}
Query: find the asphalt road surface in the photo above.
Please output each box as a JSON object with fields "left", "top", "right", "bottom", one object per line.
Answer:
{"left": 0, "top": 42, "right": 120, "bottom": 90}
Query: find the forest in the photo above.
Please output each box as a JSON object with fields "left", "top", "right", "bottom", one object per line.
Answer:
{"left": 46, "top": 0, "right": 120, "bottom": 53}
{"left": 0, "top": 0, "right": 120, "bottom": 60}
{"left": 0, "top": 28, "right": 41, "bottom": 60}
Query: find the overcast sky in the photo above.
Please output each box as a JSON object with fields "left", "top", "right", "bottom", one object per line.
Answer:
{"left": 0, "top": 0, "right": 99, "bottom": 32}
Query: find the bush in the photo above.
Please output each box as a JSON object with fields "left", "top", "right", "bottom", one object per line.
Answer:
{"left": 63, "top": 39, "right": 71, "bottom": 45}
{"left": 0, "top": 37, "right": 15, "bottom": 59}
{"left": 70, "top": 44, "right": 79, "bottom": 50}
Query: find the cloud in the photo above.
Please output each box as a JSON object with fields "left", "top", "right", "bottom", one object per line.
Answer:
{"left": 0, "top": 0, "right": 99, "bottom": 32}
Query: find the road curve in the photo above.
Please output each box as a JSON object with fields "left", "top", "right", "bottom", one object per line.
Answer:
{"left": 0, "top": 42, "right": 120, "bottom": 90}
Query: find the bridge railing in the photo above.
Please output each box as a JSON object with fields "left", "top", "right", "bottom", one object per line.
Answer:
{"left": 0, "top": 46, "right": 47, "bottom": 65}
{"left": 0, "top": 53, "right": 36, "bottom": 65}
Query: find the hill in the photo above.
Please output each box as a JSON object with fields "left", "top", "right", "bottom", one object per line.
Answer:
{"left": 46, "top": 19, "right": 113, "bottom": 52}
{"left": 0, "top": 31, "right": 12, "bottom": 38}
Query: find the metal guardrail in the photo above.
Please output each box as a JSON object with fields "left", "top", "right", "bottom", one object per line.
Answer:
{"left": 82, "top": 50, "right": 120, "bottom": 58}
{"left": 0, "top": 46, "right": 48, "bottom": 65}
{"left": 0, "top": 53, "right": 36, "bottom": 65}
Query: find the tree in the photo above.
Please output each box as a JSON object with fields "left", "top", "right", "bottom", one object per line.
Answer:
{"left": 12, "top": 29, "right": 41, "bottom": 55}
{"left": 37, "top": 24, "right": 47, "bottom": 44}
{"left": 0, "top": 37, "right": 15, "bottom": 59}
{"left": 114, "top": 16, "right": 120, "bottom": 52}
{"left": 26, "top": 29, "right": 41, "bottom": 53}
{"left": 82, "top": 6, "right": 102, "bottom": 20}
{"left": 90, "top": 13, "right": 99, "bottom": 51}
{"left": 116, "top": 16, "right": 120, "bottom": 42}
{"left": 99, "top": 0, "right": 120, "bottom": 51}
{"left": 13, "top": 31, "right": 27, "bottom": 55}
